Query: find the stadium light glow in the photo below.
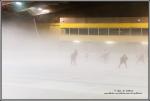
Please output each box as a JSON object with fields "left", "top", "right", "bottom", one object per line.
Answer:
{"left": 15, "top": 2, "right": 23, "bottom": 6}
{"left": 72, "top": 40, "right": 80, "bottom": 43}
{"left": 28, "top": 7, "right": 51, "bottom": 16}
{"left": 105, "top": 41, "right": 115, "bottom": 44}
{"left": 141, "top": 41, "right": 148, "bottom": 45}
{"left": 37, "top": 8, "right": 43, "bottom": 11}
{"left": 41, "top": 9, "right": 50, "bottom": 14}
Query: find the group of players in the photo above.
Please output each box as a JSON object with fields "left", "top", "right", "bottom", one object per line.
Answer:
{"left": 70, "top": 49, "right": 146, "bottom": 68}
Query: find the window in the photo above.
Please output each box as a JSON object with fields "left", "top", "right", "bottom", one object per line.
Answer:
{"left": 120, "top": 28, "right": 130, "bottom": 35}
{"left": 65, "top": 28, "right": 69, "bottom": 34}
{"left": 131, "top": 28, "right": 141, "bottom": 35}
{"left": 89, "top": 28, "right": 98, "bottom": 35}
{"left": 142, "top": 28, "right": 148, "bottom": 36}
{"left": 70, "top": 28, "right": 78, "bottom": 35}
{"left": 109, "top": 28, "right": 119, "bottom": 35}
{"left": 79, "top": 28, "right": 88, "bottom": 35}
{"left": 99, "top": 28, "right": 108, "bottom": 35}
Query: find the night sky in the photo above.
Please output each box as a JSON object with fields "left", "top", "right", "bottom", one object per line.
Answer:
{"left": 53, "top": 2, "right": 149, "bottom": 17}
{"left": 2, "top": 1, "right": 149, "bottom": 17}
{"left": 2, "top": 1, "right": 149, "bottom": 23}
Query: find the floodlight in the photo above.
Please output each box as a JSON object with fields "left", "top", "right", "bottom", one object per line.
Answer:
{"left": 28, "top": 7, "right": 51, "bottom": 16}
{"left": 41, "top": 9, "right": 50, "bottom": 14}
{"left": 37, "top": 8, "right": 43, "bottom": 11}
{"left": 15, "top": 2, "right": 23, "bottom": 6}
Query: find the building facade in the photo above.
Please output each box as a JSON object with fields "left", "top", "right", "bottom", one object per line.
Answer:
{"left": 48, "top": 17, "right": 148, "bottom": 42}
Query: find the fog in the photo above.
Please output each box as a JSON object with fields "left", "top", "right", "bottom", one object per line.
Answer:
{"left": 2, "top": 19, "right": 148, "bottom": 99}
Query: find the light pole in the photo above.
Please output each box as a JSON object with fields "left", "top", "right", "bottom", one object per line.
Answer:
{"left": 12, "top": 2, "right": 50, "bottom": 38}
{"left": 28, "top": 8, "right": 50, "bottom": 38}
{"left": 33, "top": 16, "right": 40, "bottom": 38}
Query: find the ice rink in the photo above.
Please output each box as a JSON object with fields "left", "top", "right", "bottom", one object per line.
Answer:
{"left": 2, "top": 38, "right": 148, "bottom": 99}
{"left": 2, "top": 21, "right": 148, "bottom": 99}
{"left": 2, "top": 1, "right": 149, "bottom": 99}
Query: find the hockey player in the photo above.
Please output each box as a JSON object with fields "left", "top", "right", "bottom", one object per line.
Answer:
{"left": 118, "top": 54, "right": 128, "bottom": 68}
{"left": 71, "top": 49, "right": 78, "bottom": 65}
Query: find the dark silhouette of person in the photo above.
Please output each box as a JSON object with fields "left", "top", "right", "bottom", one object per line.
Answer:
{"left": 71, "top": 50, "right": 78, "bottom": 65}
{"left": 136, "top": 53, "right": 145, "bottom": 64}
{"left": 118, "top": 54, "right": 128, "bottom": 68}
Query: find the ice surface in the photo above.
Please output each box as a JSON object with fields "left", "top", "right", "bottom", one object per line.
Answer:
{"left": 2, "top": 21, "right": 148, "bottom": 99}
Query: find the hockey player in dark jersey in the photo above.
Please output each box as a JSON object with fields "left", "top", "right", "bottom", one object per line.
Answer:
{"left": 118, "top": 54, "right": 128, "bottom": 68}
